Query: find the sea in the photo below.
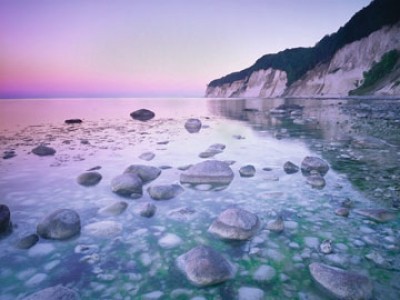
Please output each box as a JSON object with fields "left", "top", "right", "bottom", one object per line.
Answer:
{"left": 0, "top": 97, "right": 399, "bottom": 299}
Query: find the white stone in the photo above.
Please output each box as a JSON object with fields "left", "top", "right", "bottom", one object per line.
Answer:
{"left": 158, "top": 233, "right": 182, "bottom": 249}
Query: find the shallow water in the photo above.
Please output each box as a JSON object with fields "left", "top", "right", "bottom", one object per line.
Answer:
{"left": 0, "top": 98, "right": 400, "bottom": 299}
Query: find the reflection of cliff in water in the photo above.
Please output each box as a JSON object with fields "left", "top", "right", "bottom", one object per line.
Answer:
{"left": 208, "top": 98, "right": 400, "bottom": 205}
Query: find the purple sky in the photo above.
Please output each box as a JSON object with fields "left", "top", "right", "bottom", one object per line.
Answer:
{"left": 0, "top": 0, "right": 371, "bottom": 98}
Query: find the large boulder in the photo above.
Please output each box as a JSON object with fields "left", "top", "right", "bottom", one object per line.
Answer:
{"left": 176, "top": 245, "right": 234, "bottom": 286}
{"left": 180, "top": 160, "right": 234, "bottom": 185}
{"left": 208, "top": 208, "right": 259, "bottom": 240}
{"left": 37, "top": 209, "right": 81, "bottom": 240}
{"left": 301, "top": 156, "right": 329, "bottom": 176}
{"left": 32, "top": 145, "right": 56, "bottom": 156}
{"left": 22, "top": 285, "right": 80, "bottom": 300}
{"left": 309, "top": 263, "right": 373, "bottom": 300}
{"left": 184, "top": 118, "right": 202, "bottom": 133}
{"left": 111, "top": 173, "right": 143, "bottom": 199}
{"left": 130, "top": 109, "right": 155, "bottom": 121}
{"left": 0, "top": 204, "right": 11, "bottom": 233}
{"left": 123, "top": 165, "right": 161, "bottom": 183}
{"left": 77, "top": 171, "right": 102, "bottom": 186}
{"left": 148, "top": 184, "right": 184, "bottom": 200}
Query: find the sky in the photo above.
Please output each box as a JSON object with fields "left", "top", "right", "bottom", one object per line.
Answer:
{"left": 0, "top": 0, "right": 371, "bottom": 98}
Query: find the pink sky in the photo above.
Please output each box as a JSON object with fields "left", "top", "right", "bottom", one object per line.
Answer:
{"left": 0, "top": 0, "right": 371, "bottom": 98}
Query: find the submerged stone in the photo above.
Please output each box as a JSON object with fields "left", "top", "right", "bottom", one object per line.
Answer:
{"left": 301, "top": 156, "right": 329, "bottom": 176}
{"left": 83, "top": 221, "right": 122, "bottom": 237}
{"left": 135, "top": 202, "right": 156, "bottom": 218}
{"left": 266, "top": 215, "right": 284, "bottom": 233}
{"left": 199, "top": 144, "right": 226, "bottom": 158}
{"left": 354, "top": 209, "right": 397, "bottom": 222}
{"left": 147, "top": 184, "right": 184, "bottom": 200}
{"left": 139, "top": 151, "right": 155, "bottom": 161}
{"left": 238, "top": 287, "right": 265, "bottom": 300}
{"left": 306, "top": 171, "right": 326, "bottom": 189}
{"left": 253, "top": 265, "right": 276, "bottom": 282}
{"left": 283, "top": 161, "right": 299, "bottom": 174}
{"left": 124, "top": 165, "right": 161, "bottom": 183}
{"left": 320, "top": 239, "right": 333, "bottom": 254}
{"left": 176, "top": 245, "right": 234, "bottom": 286}
{"left": 0, "top": 204, "right": 11, "bottom": 233}
{"left": 208, "top": 208, "right": 259, "bottom": 240}
{"left": 180, "top": 160, "right": 234, "bottom": 185}
{"left": 335, "top": 207, "right": 350, "bottom": 217}
{"left": 184, "top": 118, "right": 202, "bottom": 133}
{"left": 167, "top": 207, "right": 196, "bottom": 221}
{"left": 37, "top": 209, "right": 80, "bottom": 240}
{"left": 309, "top": 262, "right": 373, "bottom": 300}
{"left": 15, "top": 234, "right": 39, "bottom": 249}
{"left": 130, "top": 109, "right": 155, "bottom": 121}
{"left": 22, "top": 285, "right": 80, "bottom": 300}
{"left": 111, "top": 173, "right": 143, "bottom": 199}
{"left": 98, "top": 201, "right": 128, "bottom": 216}
{"left": 239, "top": 165, "right": 256, "bottom": 177}
{"left": 77, "top": 171, "right": 102, "bottom": 186}
{"left": 32, "top": 145, "right": 56, "bottom": 156}
{"left": 158, "top": 233, "right": 182, "bottom": 249}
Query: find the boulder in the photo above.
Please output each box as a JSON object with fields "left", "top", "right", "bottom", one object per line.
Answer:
{"left": 124, "top": 165, "right": 161, "bottom": 183}
{"left": 98, "top": 201, "right": 128, "bottom": 216}
{"left": 77, "top": 171, "right": 102, "bottom": 186}
{"left": 208, "top": 208, "right": 259, "bottom": 240}
{"left": 176, "top": 245, "right": 234, "bottom": 286}
{"left": 184, "top": 118, "right": 202, "bottom": 133}
{"left": 15, "top": 234, "right": 39, "bottom": 249}
{"left": 135, "top": 202, "right": 156, "bottom": 218}
{"left": 148, "top": 184, "right": 184, "bottom": 200}
{"left": 239, "top": 165, "right": 256, "bottom": 177}
{"left": 65, "top": 119, "right": 82, "bottom": 124}
{"left": 309, "top": 263, "right": 373, "bottom": 300}
{"left": 37, "top": 209, "right": 80, "bottom": 240}
{"left": 0, "top": 204, "right": 11, "bottom": 233}
{"left": 130, "top": 109, "right": 155, "bottom": 121}
{"left": 354, "top": 209, "right": 397, "bottom": 223}
{"left": 301, "top": 156, "right": 329, "bottom": 176}
{"left": 180, "top": 160, "right": 234, "bottom": 185}
{"left": 32, "top": 145, "right": 56, "bottom": 156}
{"left": 22, "top": 285, "right": 80, "bottom": 300}
{"left": 283, "top": 161, "right": 299, "bottom": 174}
{"left": 111, "top": 173, "right": 143, "bottom": 199}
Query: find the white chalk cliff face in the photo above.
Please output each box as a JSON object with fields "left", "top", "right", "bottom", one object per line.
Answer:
{"left": 206, "top": 23, "right": 400, "bottom": 98}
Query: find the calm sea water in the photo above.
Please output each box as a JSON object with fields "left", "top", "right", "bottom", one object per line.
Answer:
{"left": 0, "top": 98, "right": 399, "bottom": 299}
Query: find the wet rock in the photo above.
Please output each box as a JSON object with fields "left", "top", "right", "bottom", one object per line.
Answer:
{"left": 0, "top": 204, "right": 11, "bottom": 233}
{"left": 320, "top": 240, "right": 333, "bottom": 254}
{"left": 238, "top": 287, "right": 265, "bottom": 300}
{"left": 15, "top": 234, "right": 39, "bottom": 249}
{"left": 37, "top": 209, "right": 80, "bottom": 240}
{"left": 199, "top": 144, "right": 226, "bottom": 159}
{"left": 253, "top": 265, "right": 276, "bottom": 282}
{"left": 148, "top": 184, "right": 184, "bottom": 200}
{"left": 309, "top": 262, "right": 373, "bottom": 300}
{"left": 176, "top": 245, "right": 234, "bottom": 286}
{"left": 340, "top": 198, "right": 353, "bottom": 208}
{"left": 239, "top": 165, "right": 256, "bottom": 177}
{"left": 22, "top": 285, "right": 80, "bottom": 300}
{"left": 180, "top": 160, "right": 234, "bottom": 185}
{"left": 111, "top": 173, "right": 143, "bottom": 199}
{"left": 335, "top": 207, "right": 349, "bottom": 217}
{"left": 158, "top": 233, "right": 182, "bottom": 249}
{"left": 65, "top": 119, "right": 82, "bottom": 124}
{"left": 77, "top": 171, "right": 102, "bottom": 186}
{"left": 139, "top": 151, "right": 155, "bottom": 161}
{"left": 184, "top": 118, "right": 202, "bottom": 133}
{"left": 233, "top": 134, "right": 246, "bottom": 140}
{"left": 266, "top": 215, "right": 284, "bottom": 233}
{"left": 306, "top": 171, "right": 326, "bottom": 189}
{"left": 130, "top": 109, "right": 155, "bottom": 121}
{"left": 83, "top": 221, "right": 122, "bottom": 237}
{"left": 124, "top": 165, "right": 161, "bottom": 183}
{"left": 365, "top": 251, "right": 391, "bottom": 269}
{"left": 208, "top": 208, "right": 259, "bottom": 240}
{"left": 135, "top": 202, "right": 156, "bottom": 218}
{"left": 301, "top": 156, "right": 329, "bottom": 176}
{"left": 3, "top": 150, "right": 16, "bottom": 159}
{"left": 32, "top": 145, "right": 56, "bottom": 156}
{"left": 167, "top": 207, "right": 196, "bottom": 221}
{"left": 98, "top": 201, "right": 128, "bottom": 216}
{"left": 283, "top": 161, "right": 299, "bottom": 174}
{"left": 354, "top": 209, "right": 396, "bottom": 222}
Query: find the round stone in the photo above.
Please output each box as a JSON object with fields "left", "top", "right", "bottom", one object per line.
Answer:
{"left": 77, "top": 171, "right": 102, "bottom": 186}
{"left": 37, "top": 209, "right": 81, "bottom": 240}
{"left": 130, "top": 109, "right": 155, "bottom": 121}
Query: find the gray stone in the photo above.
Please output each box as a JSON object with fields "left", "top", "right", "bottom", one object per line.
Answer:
{"left": 83, "top": 221, "right": 122, "bottom": 237}
{"left": 208, "top": 208, "right": 259, "bottom": 240}
{"left": 309, "top": 262, "right": 373, "bottom": 300}
{"left": 77, "top": 171, "right": 102, "bottom": 186}
{"left": 320, "top": 240, "right": 333, "bottom": 254}
{"left": 37, "top": 209, "right": 80, "bottom": 240}
{"left": 306, "top": 171, "right": 326, "bottom": 189}
{"left": 266, "top": 215, "right": 284, "bottom": 233}
{"left": 176, "top": 245, "right": 234, "bottom": 286}
{"left": 148, "top": 184, "right": 184, "bottom": 200}
{"left": 253, "top": 265, "right": 276, "bottom": 282}
{"left": 238, "top": 287, "right": 265, "bottom": 300}
{"left": 124, "top": 165, "right": 161, "bottom": 183}
{"left": 111, "top": 173, "right": 143, "bottom": 198}
{"left": 283, "top": 161, "right": 299, "bottom": 174}
{"left": 3, "top": 150, "right": 16, "bottom": 159}
{"left": 15, "top": 234, "right": 39, "bottom": 249}
{"left": 167, "top": 207, "right": 196, "bottom": 221}
{"left": 301, "top": 156, "right": 329, "bottom": 176}
{"left": 199, "top": 144, "right": 225, "bottom": 159}
{"left": 98, "top": 201, "right": 128, "bottom": 216}
{"left": 184, "top": 118, "right": 202, "bottom": 133}
{"left": 135, "top": 202, "right": 156, "bottom": 218}
{"left": 0, "top": 204, "right": 11, "bottom": 233}
{"left": 139, "top": 152, "right": 155, "bottom": 161}
{"left": 239, "top": 165, "right": 256, "bottom": 177}
{"left": 130, "top": 109, "right": 155, "bottom": 121}
{"left": 32, "top": 145, "right": 56, "bottom": 156}
{"left": 354, "top": 209, "right": 397, "bottom": 223}
{"left": 180, "top": 160, "right": 234, "bottom": 185}
{"left": 335, "top": 207, "right": 349, "bottom": 217}
{"left": 22, "top": 285, "right": 80, "bottom": 300}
